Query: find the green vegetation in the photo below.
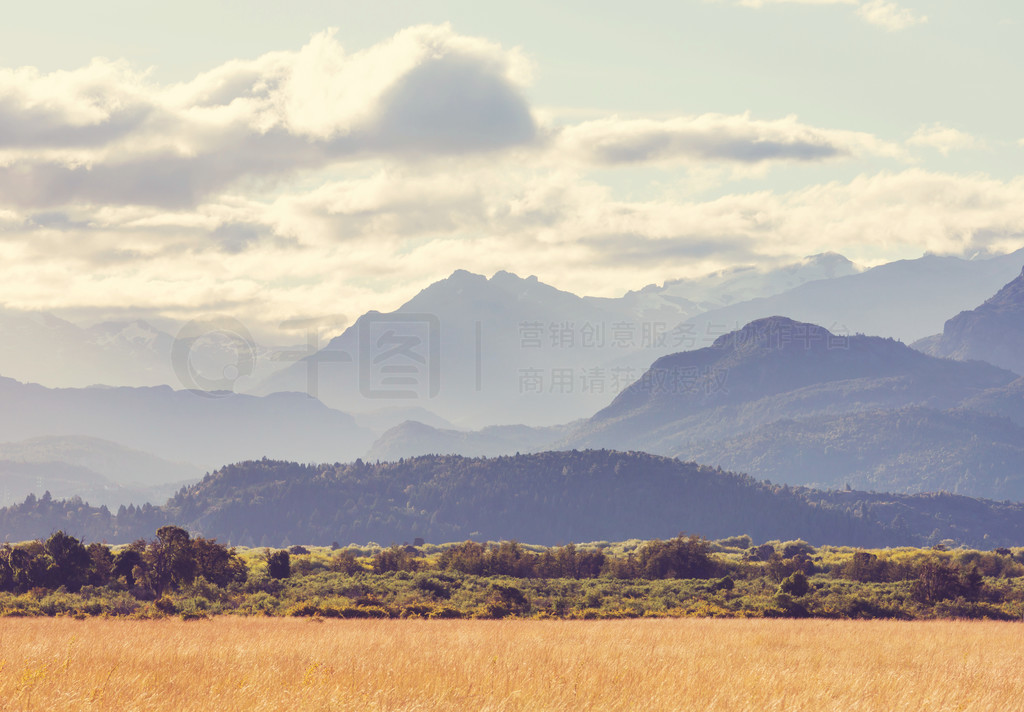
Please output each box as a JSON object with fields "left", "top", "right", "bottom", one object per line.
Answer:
{"left": 4, "top": 528, "right": 1024, "bottom": 621}
{"left": 5, "top": 451, "right": 1024, "bottom": 548}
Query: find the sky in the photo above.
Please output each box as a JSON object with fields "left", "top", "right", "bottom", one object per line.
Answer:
{"left": 1, "top": 0, "right": 1023, "bottom": 339}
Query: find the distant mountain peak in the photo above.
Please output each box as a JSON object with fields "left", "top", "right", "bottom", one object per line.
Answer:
{"left": 982, "top": 266, "right": 1024, "bottom": 310}
{"left": 445, "top": 268, "right": 488, "bottom": 285}
{"left": 802, "top": 252, "right": 857, "bottom": 275}
{"left": 587, "top": 313, "right": 1015, "bottom": 433}
{"left": 490, "top": 269, "right": 534, "bottom": 282}
{"left": 913, "top": 264, "right": 1024, "bottom": 376}
{"left": 710, "top": 316, "right": 834, "bottom": 351}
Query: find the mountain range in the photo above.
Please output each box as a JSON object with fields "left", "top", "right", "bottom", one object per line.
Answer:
{"left": 0, "top": 377, "right": 375, "bottom": 473}
{"left": 0, "top": 311, "right": 297, "bottom": 390}
{"left": 257, "top": 251, "right": 1023, "bottom": 427}
{"left": 4, "top": 249, "right": 1024, "bottom": 537}
{"left": 676, "top": 249, "right": 1024, "bottom": 346}
{"left": 0, "top": 435, "right": 199, "bottom": 508}
{"left": 369, "top": 309, "right": 1024, "bottom": 500}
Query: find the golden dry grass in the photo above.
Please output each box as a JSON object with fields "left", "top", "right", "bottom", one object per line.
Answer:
{"left": 0, "top": 618, "right": 1022, "bottom": 711}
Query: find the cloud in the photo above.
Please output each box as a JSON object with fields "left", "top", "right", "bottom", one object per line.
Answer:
{"left": 856, "top": 0, "right": 927, "bottom": 30}
{"left": 0, "top": 25, "right": 898, "bottom": 210}
{"left": 737, "top": 0, "right": 857, "bottom": 7}
{"left": 3, "top": 166, "right": 1023, "bottom": 334}
{"left": 1, "top": 24, "right": 1014, "bottom": 338}
{"left": 0, "top": 60, "right": 153, "bottom": 149}
{"left": 722, "top": 0, "right": 927, "bottom": 31}
{"left": 0, "top": 25, "right": 537, "bottom": 208}
{"left": 369, "top": 54, "right": 536, "bottom": 154}
{"left": 558, "top": 114, "right": 903, "bottom": 165}
{"left": 907, "top": 124, "right": 980, "bottom": 155}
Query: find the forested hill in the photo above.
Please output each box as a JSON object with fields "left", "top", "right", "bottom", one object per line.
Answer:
{"left": 3, "top": 450, "right": 1024, "bottom": 548}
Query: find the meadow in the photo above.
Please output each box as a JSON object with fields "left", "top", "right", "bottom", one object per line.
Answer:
{"left": 1, "top": 617, "right": 1022, "bottom": 711}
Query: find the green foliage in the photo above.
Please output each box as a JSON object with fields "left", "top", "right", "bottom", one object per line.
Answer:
{"left": 779, "top": 571, "right": 810, "bottom": 597}
{"left": 140, "top": 526, "right": 197, "bottom": 595}
{"left": 10, "top": 451, "right": 1024, "bottom": 549}
{"left": 714, "top": 535, "right": 753, "bottom": 551}
{"left": 633, "top": 536, "right": 716, "bottom": 580}
{"left": 265, "top": 550, "right": 291, "bottom": 579}
{"left": 329, "top": 549, "right": 363, "bottom": 574}
{"left": 3, "top": 527, "right": 1024, "bottom": 621}
{"left": 42, "top": 530, "right": 92, "bottom": 592}
{"left": 912, "top": 559, "right": 983, "bottom": 605}
{"left": 372, "top": 545, "right": 420, "bottom": 573}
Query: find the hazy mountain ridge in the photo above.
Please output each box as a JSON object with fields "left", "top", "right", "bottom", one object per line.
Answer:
{"left": 0, "top": 310, "right": 296, "bottom": 390}
{"left": 676, "top": 250, "right": 1024, "bottom": 345}
{"left": 913, "top": 266, "right": 1024, "bottom": 376}
{"left": 565, "top": 317, "right": 1017, "bottom": 452}
{"left": 5, "top": 252, "right": 1024, "bottom": 516}
{"left": 644, "top": 252, "right": 860, "bottom": 312}
{"left": 366, "top": 315, "right": 1024, "bottom": 500}
{"left": 0, "top": 435, "right": 201, "bottom": 508}
{"left": 366, "top": 420, "right": 575, "bottom": 461}
{"left": 0, "top": 377, "right": 375, "bottom": 470}
{"left": 683, "top": 407, "right": 1024, "bottom": 500}
{"left": 256, "top": 268, "right": 661, "bottom": 426}
{"left": 4, "top": 450, "right": 1024, "bottom": 548}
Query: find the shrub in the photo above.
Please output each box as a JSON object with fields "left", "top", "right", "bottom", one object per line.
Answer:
{"left": 778, "top": 572, "right": 810, "bottom": 597}
{"left": 265, "top": 550, "right": 291, "bottom": 579}
{"left": 154, "top": 597, "right": 177, "bottom": 615}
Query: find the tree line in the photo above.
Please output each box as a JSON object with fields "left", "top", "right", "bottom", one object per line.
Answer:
{"left": 7, "top": 452, "right": 1024, "bottom": 549}
{"left": 3, "top": 528, "right": 1024, "bottom": 620}
{"left": 0, "top": 526, "right": 245, "bottom": 596}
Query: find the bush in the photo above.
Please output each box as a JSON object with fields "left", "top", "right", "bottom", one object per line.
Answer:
{"left": 265, "top": 550, "right": 291, "bottom": 579}
{"left": 714, "top": 576, "right": 735, "bottom": 592}
{"left": 372, "top": 546, "right": 420, "bottom": 573}
{"left": 635, "top": 536, "right": 716, "bottom": 580}
{"left": 413, "top": 575, "right": 452, "bottom": 599}
{"left": 778, "top": 572, "right": 809, "bottom": 597}
{"left": 154, "top": 597, "right": 177, "bottom": 615}
{"left": 330, "top": 550, "right": 363, "bottom": 575}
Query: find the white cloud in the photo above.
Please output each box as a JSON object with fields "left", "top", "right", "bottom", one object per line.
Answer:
{"left": 856, "top": 0, "right": 927, "bottom": 30}
{"left": 0, "top": 25, "right": 537, "bottom": 208}
{"left": 908, "top": 124, "right": 980, "bottom": 155}
{"left": 0, "top": 26, "right": 905, "bottom": 211}
{"left": 721, "top": 0, "right": 927, "bottom": 31}
{"left": 558, "top": 113, "right": 904, "bottom": 165}
{"left": 0, "top": 24, "right": 1014, "bottom": 338}
{"left": 2, "top": 167, "right": 1023, "bottom": 333}
{"left": 737, "top": 0, "right": 857, "bottom": 7}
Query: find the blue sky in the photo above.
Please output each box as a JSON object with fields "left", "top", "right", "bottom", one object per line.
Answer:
{"left": 1, "top": 1, "right": 1022, "bottom": 336}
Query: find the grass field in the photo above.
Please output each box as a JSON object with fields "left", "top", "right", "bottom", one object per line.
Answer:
{"left": 1, "top": 618, "right": 1021, "bottom": 711}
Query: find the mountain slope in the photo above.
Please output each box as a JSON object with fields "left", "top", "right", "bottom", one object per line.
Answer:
{"left": 683, "top": 408, "right": 1024, "bottom": 500}
{"left": 0, "top": 435, "right": 199, "bottom": 487}
{"left": 641, "top": 252, "right": 860, "bottom": 313}
{"left": 256, "top": 270, "right": 659, "bottom": 426}
{"left": 366, "top": 420, "right": 570, "bottom": 461}
{"left": 366, "top": 317, "right": 1024, "bottom": 498}
{"left": 0, "top": 435, "right": 201, "bottom": 508}
{"left": 913, "top": 266, "right": 1024, "bottom": 376}
{"left": 0, "top": 377, "right": 375, "bottom": 470}
{"left": 565, "top": 317, "right": 1016, "bottom": 454}
{"left": 676, "top": 250, "right": 1024, "bottom": 346}
{"left": 0, "top": 309, "right": 296, "bottom": 390}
